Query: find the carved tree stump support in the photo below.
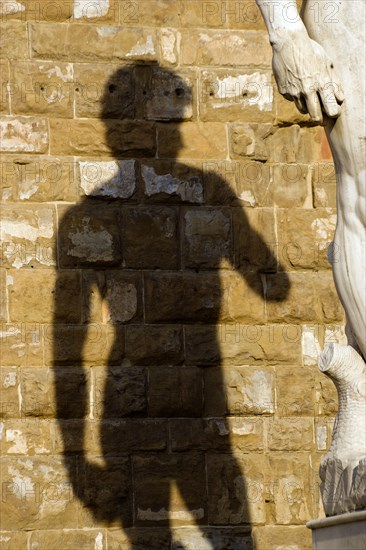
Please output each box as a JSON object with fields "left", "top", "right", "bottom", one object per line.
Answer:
{"left": 318, "top": 343, "right": 366, "bottom": 516}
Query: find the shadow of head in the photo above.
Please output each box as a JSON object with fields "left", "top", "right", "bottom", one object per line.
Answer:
{"left": 98, "top": 64, "right": 191, "bottom": 159}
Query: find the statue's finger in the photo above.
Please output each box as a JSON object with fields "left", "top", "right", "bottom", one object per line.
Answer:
{"left": 319, "top": 89, "right": 342, "bottom": 118}
{"left": 304, "top": 92, "right": 323, "bottom": 123}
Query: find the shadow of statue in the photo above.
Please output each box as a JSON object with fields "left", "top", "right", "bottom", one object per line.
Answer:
{"left": 53, "top": 63, "right": 290, "bottom": 549}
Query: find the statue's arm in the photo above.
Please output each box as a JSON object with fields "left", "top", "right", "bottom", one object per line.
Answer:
{"left": 256, "top": 0, "right": 344, "bottom": 122}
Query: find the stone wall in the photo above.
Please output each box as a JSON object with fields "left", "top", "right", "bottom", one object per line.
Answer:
{"left": 0, "top": 1, "right": 342, "bottom": 549}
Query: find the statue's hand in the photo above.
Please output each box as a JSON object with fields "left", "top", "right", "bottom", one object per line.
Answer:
{"left": 271, "top": 31, "right": 344, "bottom": 123}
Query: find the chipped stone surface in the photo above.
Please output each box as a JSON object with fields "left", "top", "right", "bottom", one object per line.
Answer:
{"left": 0, "top": 117, "right": 48, "bottom": 153}
{"left": 78, "top": 159, "right": 136, "bottom": 198}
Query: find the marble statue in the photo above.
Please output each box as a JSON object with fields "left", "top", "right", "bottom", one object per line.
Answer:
{"left": 256, "top": 0, "right": 366, "bottom": 516}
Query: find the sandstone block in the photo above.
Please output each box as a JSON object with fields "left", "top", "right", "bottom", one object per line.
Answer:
{"left": 0, "top": 419, "right": 52, "bottom": 455}
{"left": 277, "top": 207, "right": 337, "bottom": 270}
{"left": 133, "top": 454, "right": 207, "bottom": 526}
{"left": 274, "top": 87, "right": 311, "bottom": 125}
{"left": 0, "top": 366, "right": 19, "bottom": 418}
{"left": 206, "top": 453, "right": 266, "bottom": 524}
{"left": 28, "top": 530, "right": 106, "bottom": 550}
{"left": 180, "top": 30, "right": 271, "bottom": 67}
{"left": 172, "top": 526, "right": 253, "bottom": 550}
{"left": 0, "top": 456, "right": 79, "bottom": 529}
{"left": 315, "top": 371, "right": 338, "bottom": 417}
{"left": 0, "top": 155, "right": 78, "bottom": 202}
{"left": 220, "top": 271, "right": 266, "bottom": 323}
{"left": 0, "top": 21, "right": 28, "bottom": 59}
{"left": 93, "top": 365, "right": 147, "bottom": 418}
{"left": 271, "top": 163, "right": 312, "bottom": 208}
{"left": 0, "top": 321, "right": 43, "bottom": 367}
{"left": 46, "top": 324, "right": 123, "bottom": 367}
{"left": 232, "top": 206, "right": 277, "bottom": 272}
{"left": 125, "top": 325, "right": 184, "bottom": 366}
{"left": 91, "top": 419, "right": 168, "bottom": 453}
{"left": 81, "top": 270, "right": 142, "bottom": 324}
{"left": 30, "top": 23, "right": 159, "bottom": 63}
{"left": 312, "top": 161, "right": 337, "bottom": 208}
{"left": 0, "top": 531, "right": 29, "bottom": 549}
{"left": 229, "top": 123, "right": 272, "bottom": 161}
{"left": 78, "top": 158, "right": 136, "bottom": 199}
{"left": 122, "top": 206, "right": 179, "bottom": 269}
{"left": 57, "top": 203, "right": 121, "bottom": 268}
{"left": 266, "top": 272, "right": 318, "bottom": 322}
{"left": 77, "top": 456, "right": 132, "bottom": 528}
{"left": 10, "top": 61, "right": 74, "bottom": 117}
{"left": 170, "top": 417, "right": 264, "bottom": 453}
{"left": 183, "top": 207, "right": 232, "bottom": 268}
{"left": 157, "top": 122, "right": 227, "bottom": 159}
{"left": 143, "top": 67, "right": 195, "bottom": 121}
{"left": 267, "top": 125, "right": 322, "bottom": 163}
{"left": 267, "top": 418, "right": 314, "bottom": 451}
{"left": 141, "top": 161, "right": 204, "bottom": 204}
{"left": 0, "top": 1, "right": 73, "bottom": 22}
{"left": 50, "top": 118, "right": 155, "bottom": 157}
{"left": 20, "top": 366, "right": 88, "bottom": 418}
{"left": 106, "top": 527, "right": 171, "bottom": 550}
{"left": 276, "top": 366, "right": 315, "bottom": 417}
{"left": 0, "top": 267, "right": 7, "bottom": 320}
{"left": 8, "top": 270, "right": 81, "bottom": 323}
{"left": 203, "top": 160, "right": 273, "bottom": 207}
{"left": 204, "top": 366, "right": 275, "bottom": 416}
{"left": 252, "top": 525, "right": 312, "bottom": 550}
{"left": 0, "top": 116, "right": 48, "bottom": 153}
{"left": 144, "top": 272, "right": 221, "bottom": 324}
{"left": 185, "top": 323, "right": 302, "bottom": 366}
{"left": 1, "top": 204, "right": 56, "bottom": 268}
{"left": 74, "top": 62, "right": 134, "bottom": 119}
{"left": 200, "top": 69, "right": 274, "bottom": 123}
{"left": 148, "top": 366, "right": 203, "bottom": 417}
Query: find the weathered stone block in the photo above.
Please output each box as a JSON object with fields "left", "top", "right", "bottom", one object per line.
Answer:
{"left": 93, "top": 366, "right": 147, "bottom": 418}
{"left": 30, "top": 23, "right": 159, "bottom": 63}
{"left": 0, "top": 59, "right": 10, "bottom": 113}
{"left": 1, "top": 204, "right": 56, "bottom": 268}
{"left": 266, "top": 272, "right": 318, "bottom": 322}
{"left": 220, "top": 271, "right": 266, "bottom": 323}
{"left": 229, "top": 123, "right": 272, "bottom": 161}
{"left": 252, "top": 525, "right": 312, "bottom": 549}
{"left": 185, "top": 323, "right": 302, "bottom": 366}
{"left": 0, "top": 531, "right": 29, "bottom": 549}
{"left": 267, "top": 125, "right": 322, "bottom": 163}
{"left": 200, "top": 70, "right": 274, "bottom": 122}
{"left": 92, "top": 419, "right": 168, "bottom": 453}
{"left": 0, "top": 0, "right": 73, "bottom": 22}
{"left": 50, "top": 118, "right": 155, "bottom": 157}
{"left": 206, "top": 453, "right": 266, "bottom": 524}
{"left": 0, "top": 116, "right": 48, "bottom": 153}
{"left": 204, "top": 366, "right": 275, "bottom": 416}
{"left": 157, "top": 122, "right": 227, "bottom": 159}
{"left": 170, "top": 417, "right": 264, "bottom": 452}
{"left": 28, "top": 530, "right": 106, "bottom": 550}
{"left": 312, "top": 161, "right": 337, "bottom": 208}
{"left": 125, "top": 325, "right": 184, "bottom": 366}
{"left": 148, "top": 366, "right": 203, "bottom": 417}
{"left": 0, "top": 155, "right": 78, "bottom": 202}
{"left": 183, "top": 207, "right": 232, "bottom": 268}
{"left": 10, "top": 61, "right": 74, "bottom": 117}
{"left": 0, "top": 419, "right": 52, "bottom": 455}
{"left": 277, "top": 208, "right": 337, "bottom": 270}
{"left": 81, "top": 271, "right": 142, "bottom": 324}
{"left": 232, "top": 206, "right": 277, "bottom": 272}
{"left": 0, "top": 366, "right": 19, "bottom": 419}
{"left": 0, "top": 321, "right": 43, "bottom": 367}
{"left": 276, "top": 366, "right": 315, "bottom": 417}
{"left": 77, "top": 159, "right": 136, "bottom": 199}
{"left": 133, "top": 454, "right": 207, "bottom": 526}
{"left": 180, "top": 30, "right": 271, "bottom": 67}
{"left": 57, "top": 203, "right": 121, "bottom": 268}
{"left": 8, "top": 270, "right": 81, "bottom": 323}
{"left": 0, "top": 21, "right": 28, "bottom": 59}
{"left": 0, "top": 456, "right": 79, "bottom": 530}
{"left": 122, "top": 206, "right": 179, "bottom": 269}
{"left": 172, "top": 526, "right": 253, "bottom": 550}
{"left": 141, "top": 161, "right": 204, "bottom": 204}
{"left": 143, "top": 68, "right": 195, "bottom": 121}
{"left": 267, "top": 418, "right": 314, "bottom": 451}
{"left": 271, "top": 163, "right": 312, "bottom": 208}
{"left": 144, "top": 272, "right": 221, "bottom": 324}
{"left": 74, "top": 63, "right": 134, "bottom": 119}
{"left": 106, "top": 527, "right": 171, "bottom": 550}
